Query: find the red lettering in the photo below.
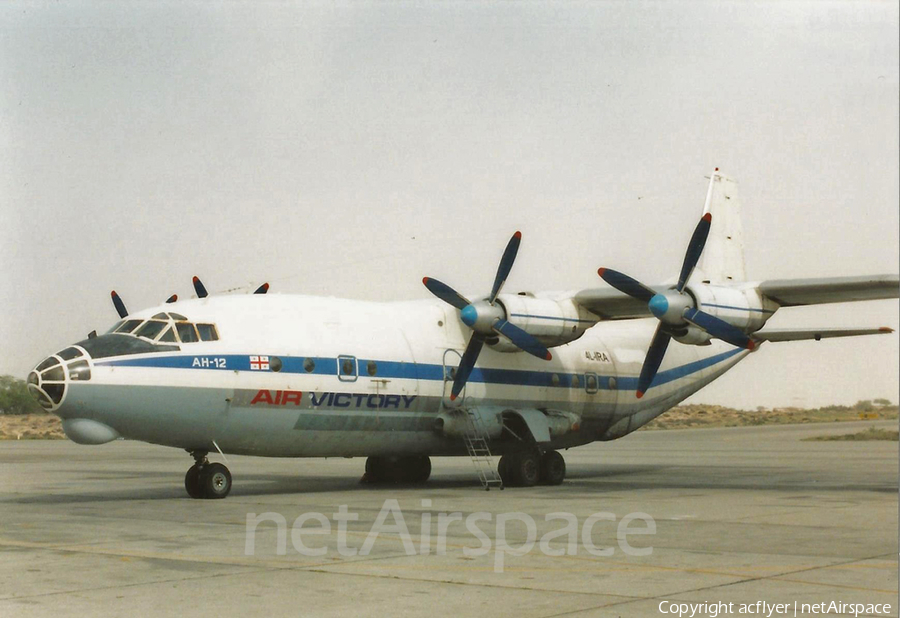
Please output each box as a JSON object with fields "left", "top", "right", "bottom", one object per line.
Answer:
{"left": 250, "top": 390, "right": 274, "bottom": 405}
{"left": 282, "top": 391, "right": 303, "bottom": 406}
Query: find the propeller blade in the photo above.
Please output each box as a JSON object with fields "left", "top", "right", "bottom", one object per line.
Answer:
{"left": 683, "top": 308, "right": 756, "bottom": 350}
{"left": 489, "top": 231, "right": 521, "bottom": 304}
{"left": 422, "top": 277, "right": 470, "bottom": 310}
{"left": 597, "top": 268, "right": 657, "bottom": 303}
{"left": 110, "top": 291, "right": 128, "bottom": 318}
{"left": 450, "top": 334, "right": 485, "bottom": 401}
{"left": 676, "top": 213, "right": 712, "bottom": 291}
{"left": 493, "top": 319, "right": 552, "bottom": 360}
{"left": 636, "top": 325, "right": 672, "bottom": 398}
{"left": 165, "top": 294, "right": 178, "bottom": 304}
{"left": 254, "top": 283, "right": 270, "bottom": 295}
{"left": 192, "top": 276, "right": 208, "bottom": 299}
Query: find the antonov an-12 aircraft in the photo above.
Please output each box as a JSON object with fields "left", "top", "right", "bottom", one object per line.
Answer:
{"left": 28, "top": 170, "right": 899, "bottom": 498}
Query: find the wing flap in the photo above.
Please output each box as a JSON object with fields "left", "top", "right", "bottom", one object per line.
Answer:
{"left": 754, "top": 327, "right": 894, "bottom": 342}
{"left": 759, "top": 274, "right": 899, "bottom": 306}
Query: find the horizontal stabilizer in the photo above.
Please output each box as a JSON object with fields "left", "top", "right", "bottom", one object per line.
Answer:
{"left": 759, "top": 274, "right": 899, "bottom": 307}
{"left": 754, "top": 327, "right": 894, "bottom": 343}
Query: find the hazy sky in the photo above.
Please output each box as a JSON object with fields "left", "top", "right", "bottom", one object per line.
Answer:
{"left": 1, "top": 1, "right": 897, "bottom": 409}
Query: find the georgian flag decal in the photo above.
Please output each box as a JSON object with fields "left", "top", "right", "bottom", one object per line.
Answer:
{"left": 249, "top": 355, "right": 270, "bottom": 371}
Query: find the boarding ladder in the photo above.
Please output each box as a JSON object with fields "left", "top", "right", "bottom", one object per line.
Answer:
{"left": 463, "top": 408, "right": 504, "bottom": 490}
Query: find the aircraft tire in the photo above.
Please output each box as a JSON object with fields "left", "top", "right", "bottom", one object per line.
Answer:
{"left": 407, "top": 456, "right": 431, "bottom": 483}
{"left": 540, "top": 451, "right": 566, "bottom": 485}
{"left": 200, "top": 462, "right": 232, "bottom": 499}
{"left": 497, "top": 455, "right": 513, "bottom": 486}
{"left": 184, "top": 465, "right": 204, "bottom": 499}
{"left": 509, "top": 451, "right": 540, "bottom": 487}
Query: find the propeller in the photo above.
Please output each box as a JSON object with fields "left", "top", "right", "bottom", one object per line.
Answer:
{"left": 598, "top": 213, "right": 754, "bottom": 399}
{"left": 254, "top": 283, "right": 270, "bottom": 295}
{"left": 192, "top": 276, "right": 208, "bottom": 299}
{"left": 165, "top": 294, "right": 178, "bottom": 304}
{"left": 423, "top": 231, "right": 552, "bottom": 401}
{"left": 111, "top": 291, "right": 128, "bottom": 318}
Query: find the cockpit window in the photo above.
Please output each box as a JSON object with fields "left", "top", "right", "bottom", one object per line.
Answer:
{"left": 176, "top": 322, "right": 199, "bottom": 343}
{"left": 58, "top": 347, "right": 83, "bottom": 361}
{"left": 158, "top": 327, "right": 177, "bottom": 343}
{"left": 103, "top": 314, "right": 218, "bottom": 345}
{"left": 116, "top": 319, "right": 143, "bottom": 334}
{"left": 196, "top": 323, "right": 219, "bottom": 341}
{"left": 135, "top": 320, "right": 167, "bottom": 340}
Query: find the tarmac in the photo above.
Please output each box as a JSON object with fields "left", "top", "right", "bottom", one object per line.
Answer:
{"left": 0, "top": 421, "right": 896, "bottom": 617}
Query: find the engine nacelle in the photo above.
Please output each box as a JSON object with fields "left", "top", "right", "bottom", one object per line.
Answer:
{"left": 492, "top": 293, "right": 596, "bottom": 350}
{"left": 671, "top": 324, "right": 712, "bottom": 346}
{"left": 686, "top": 284, "right": 774, "bottom": 333}
{"left": 433, "top": 408, "right": 503, "bottom": 439}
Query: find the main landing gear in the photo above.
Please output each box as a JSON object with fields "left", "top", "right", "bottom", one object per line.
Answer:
{"left": 362, "top": 455, "right": 432, "bottom": 484}
{"left": 184, "top": 450, "right": 232, "bottom": 499}
{"left": 498, "top": 450, "right": 566, "bottom": 487}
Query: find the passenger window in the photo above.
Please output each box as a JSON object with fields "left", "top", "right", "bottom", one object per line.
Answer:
{"left": 135, "top": 320, "right": 167, "bottom": 340}
{"left": 158, "top": 327, "right": 177, "bottom": 343}
{"left": 196, "top": 324, "right": 219, "bottom": 341}
{"left": 176, "top": 323, "right": 199, "bottom": 343}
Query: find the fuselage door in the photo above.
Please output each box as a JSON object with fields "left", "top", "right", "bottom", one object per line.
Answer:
{"left": 337, "top": 355, "right": 358, "bottom": 382}
{"left": 584, "top": 372, "right": 599, "bottom": 395}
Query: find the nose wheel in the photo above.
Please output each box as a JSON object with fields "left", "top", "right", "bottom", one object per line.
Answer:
{"left": 184, "top": 451, "right": 232, "bottom": 499}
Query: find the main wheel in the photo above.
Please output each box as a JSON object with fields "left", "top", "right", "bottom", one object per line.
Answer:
{"left": 540, "top": 451, "right": 566, "bottom": 485}
{"left": 406, "top": 456, "right": 432, "bottom": 483}
{"left": 510, "top": 451, "right": 541, "bottom": 487}
{"left": 200, "top": 462, "right": 232, "bottom": 499}
{"left": 498, "top": 455, "right": 513, "bottom": 486}
{"left": 184, "top": 465, "right": 204, "bottom": 499}
{"left": 364, "top": 456, "right": 387, "bottom": 483}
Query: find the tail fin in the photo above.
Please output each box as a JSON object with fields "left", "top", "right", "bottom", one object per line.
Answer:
{"left": 696, "top": 169, "right": 747, "bottom": 284}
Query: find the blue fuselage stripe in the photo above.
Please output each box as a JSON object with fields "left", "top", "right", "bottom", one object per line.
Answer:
{"left": 94, "top": 348, "right": 743, "bottom": 391}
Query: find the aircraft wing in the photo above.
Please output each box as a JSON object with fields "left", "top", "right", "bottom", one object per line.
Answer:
{"left": 758, "top": 274, "right": 899, "bottom": 307}
{"left": 573, "top": 286, "right": 669, "bottom": 320}
{"left": 753, "top": 327, "right": 894, "bottom": 342}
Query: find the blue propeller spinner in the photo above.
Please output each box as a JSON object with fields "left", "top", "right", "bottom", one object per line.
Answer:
{"left": 598, "top": 213, "right": 755, "bottom": 399}
{"left": 423, "top": 231, "right": 552, "bottom": 401}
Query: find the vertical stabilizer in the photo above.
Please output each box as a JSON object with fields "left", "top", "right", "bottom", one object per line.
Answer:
{"left": 696, "top": 169, "right": 746, "bottom": 283}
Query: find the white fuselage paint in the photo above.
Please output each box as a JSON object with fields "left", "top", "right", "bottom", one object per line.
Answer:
{"left": 49, "top": 294, "right": 753, "bottom": 457}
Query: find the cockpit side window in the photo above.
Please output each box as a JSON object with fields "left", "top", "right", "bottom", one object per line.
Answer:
{"left": 196, "top": 324, "right": 219, "bottom": 341}
{"left": 135, "top": 320, "right": 167, "bottom": 340}
{"left": 176, "top": 323, "right": 199, "bottom": 343}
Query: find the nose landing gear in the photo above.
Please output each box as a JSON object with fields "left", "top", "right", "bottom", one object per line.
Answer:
{"left": 185, "top": 450, "right": 232, "bottom": 499}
